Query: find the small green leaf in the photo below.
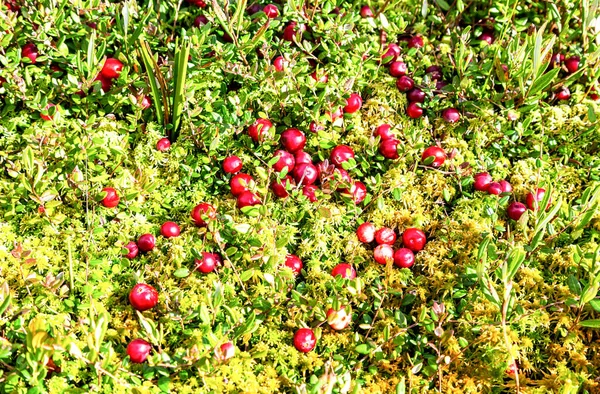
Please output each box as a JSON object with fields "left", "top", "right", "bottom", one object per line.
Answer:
{"left": 174, "top": 268, "right": 190, "bottom": 278}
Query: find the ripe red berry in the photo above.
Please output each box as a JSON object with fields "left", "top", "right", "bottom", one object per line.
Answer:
{"left": 507, "top": 202, "right": 527, "bottom": 221}
{"left": 215, "top": 342, "right": 235, "bottom": 361}
{"left": 263, "top": 4, "right": 278, "bottom": 18}
{"left": 285, "top": 254, "right": 303, "bottom": 275}
{"left": 194, "top": 15, "right": 208, "bottom": 27}
{"left": 309, "top": 121, "right": 324, "bottom": 133}
{"left": 526, "top": 188, "right": 549, "bottom": 211}
{"left": 326, "top": 106, "right": 343, "bottom": 121}
{"left": 326, "top": 306, "right": 352, "bottom": 330}
{"left": 379, "top": 138, "right": 400, "bottom": 159}
{"left": 479, "top": 31, "right": 494, "bottom": 44}
{"left": 374, "top": 244, "right": 394, "bottom": 264}
{"left": 402, "top": 228, "right": 426, "bottom": 252}
{"left": 344, "top": 181, "right": 367, "bottom": 204}
{"left": 101, "top": 58, "right": 123, "bottom": 79}
{"left": 293, "top": 328, "right": 316, "bottom": 353}
{"left": 94, "top": 73, "right": 112, "bottom": 91}
{"left": 331, "top": 263, "right": 356, "bottom": 279}
{"left": 230, "top": 173, "right": 254, "bottom": 196}
{"left": 281, "top": 128, "right": 306, "bottom": 153}
{"left": 237, "top": 191, "right": 261, "bottom": 208}
{"left": 442, "top": 108, "right": 460, "bottom": 123}
{"left": 101, "top": 187, "right": 119, "bottom": 208}
{"left": 408, "top": 35, "right": 424, "bottom": 49}
{"left": 375, "top": 124, "right": 394, "bottom": 140}
{"left": 293, "top": 163, "right": 319, "bottom": 186}
{"left": 310, "top": 70, "right": 329, "bottom": 84}
{"left": 344, "top": 93, "right": 362, "bottom": 113}
{"left": 124, "top": 241, "right": 139, "bottom": 259}
{"left": 271, "top": 175, "right": 293, "bottom": 198}
{"left": 223, "top": 156, "right": 242, "bottom": 173}
{"left": 21, "top": 43, "right": 38, "bottom": 63}
{"left": 421, "top": 146, "right": 446, "bottom": 167}
{"left": 272, "top": 150, "right": 295, "bottom": 173}
{"left": 40, "top": 103, "right": 56, "bottom": 121}
{"left": 360, "top": 5, "right": 374, "bottom": 18}
{"left": 406, "top": 102, "right": 423, "bottom": 119}
{"left": 487, "top": 182, "right": 502, "bottom": 195}
{"left": 389, "top": 61, "right": 408, "bottom": 77}
{"left": 302, "top": 184, "right": 318, "bottom": 202}
{"left": 407, "top": 88, "right": 426, "bottom": 103}
{"left": 381, "top": 43, "right": 401, "bottom": 63}
{"left": 330, "top": 145, "right": 355, "bottom": 168}
{"left": 499, "top": 180, "right": 512, "bottom": 194}
{"left": 564, "top": 56, "right": 579, "bottom": 74}
{"left": 375, "top": 227, "right": 396, "bottom": 245}
{"left": 195, "top": 252, "right": 221, "bottom": 273}
{"left": 294, "top": 150, "right": 312, "bottom": 165}
{"left": 160, "top": 221, "right": 180, "bottom": 238}
{"left": 474, "top": 172, "right": 493, "bottom": 192}
{"left": 396, "top": 76, "right": 415, "bottom": 92}
{"left": 555, "top": 87, "right": 570, "bottom": 101}
{"left": 129, "top": 283, "right": 159, "bottom": 311}
{"left": 283, "top": 22, "right": 305, "bottom": 42}
{"left": 356, "top": 222, "right": 376, "bottom": 243}
{"left": 394, "top": 248, "right": 415, "bottom": 268}
{"left": 137, "top": 234, "right": 156, "bottom": 252}
{"left": 273, "top": 56, "right": 287, "bottom": 71}
{"left": 550, "top": 53, "right": 564, "bottom": 67}
{"left": 156, "top": 138, "right": 171, "bottom": 151}
{"left": 127, "top": 339, "right": 151, "bottom": 363}
{"left": 191, "top": 203, "right": 216, "bottom": 226}
{"left": 247, "top": 118, "right": 273, "bottom": 142}
{"left": 426, "top": 65, "right": 442, "bottom": 80}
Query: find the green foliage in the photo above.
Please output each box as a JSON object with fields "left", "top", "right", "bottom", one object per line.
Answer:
{"left": 0, "top": 0, "right": 600, "bottom": 393}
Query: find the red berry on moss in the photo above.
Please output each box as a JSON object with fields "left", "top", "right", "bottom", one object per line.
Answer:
{"left": 156, "top": 138, "right": 171, "bottom": 151}
{"left": 375, "top": 227, "right": 396, "bottom": 245}
{"left": 330, "top": 145, "right": 355, "bottom": 168}
{"left": 442, "top": 108, "right": 460, "bottom": 123}
{"left": 406, "top": 102, "right": 423, "bottom": 119}
{"left": 356, "top": 222, "right": 376, "bottom": 243}
{"left": 137, "top": 234, "right": 156, "bottom": 252}
{"left": 223, "top": 156, "right": 243, "bottom": 173}
{"left": 375, "top": 124, "right": 394, "bottom": 140}
{"left": 281, "top": 128, "right": 306, "bottom": 153}
{"left": 271, "top": 175, "right": 294, "bottom": 198}
{"left": 389, "top": 61, "right": 408, "bottom": 77}
{"left": 344, "top": 93, "right": 362, "bottom": 113}
{"left": 396, "top": 76, "right": 414, "bottom": 92}
{"left": 407, "top": 88, "right": 426, "bottom": 103}
{"left": 124, "top": 241, "right": 139, "bottom": 259}
{"left": 408, "top": 35, "right": 424, "bottom": 49}
{"left": 247, "top": 118, "right": 273, "bottom": 142}
{"left": 402, "top": 228, "right": 426, "bottom": 252}
{"left": 507, "top": 202, "right": 527, "bottom": 220}
{"left": 421, "top": 146, "right": 446, "bottom": 167}
{"left": 379, "top": 138, "right": 400, "bottom": 159}
{"left": 564, "top": 56, "right": 579, "bottom": 74}
{"left": 127, "top": 339, "right": 151, "bottom": 364}
{"left": 195, "top": 252, "right": 221, "bottom": 273}
{"left": 360, "top": 5, "right": 374, "bottom": 17}
{"left": 101, "top": 187, "right": 119, "bottom": 208}
{"left": 293, "top": 163, "right": 319, "bottom": 186}
{"left": 129, "top": 283, "right": 159, "bottom": 311}
{"left": 160, "top": 221, "right": 180, "bottom": 238}
{"left": 263, "top": 4, "right": 278, "bottom": 18}
{"left": 237, "top": 191, "right": 261, "bottom": 208}
{"left": 526, "top": 188, "right": 549, "bottom": 211}
{"left": 285, "top": 254, "right": 303, "bottom": 275}
{"left": 331, "top": 263, "right": 356, "bottom": 279}
{"left": 101, "top": 58, "right": 123, "bottom": 79}
{"left": 474, "top": 172, "right": 493, "bottom": 192}
{"left": 374, "top": 244, "right": 394, "bottom": 264}
{"left": 191, "top": 203, "right": 216, "bottom": 226}
{"left": 293, "top": 328, "right": 316, "bottom": 353}
{"left": 230, "top": 173, "right": 254, "bottom": 196}
{"left": 394, "top": 248, "right": 415, "bottom": 268}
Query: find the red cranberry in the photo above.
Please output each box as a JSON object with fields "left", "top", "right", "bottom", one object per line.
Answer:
{"left": 310, "top": 70, "right": 329, "bottom": 84}
{"left": 191, "top": 203, "right": 216, "bottom": 226}
{"left": 499, "top": 180, "right": 512, "bottom": 193}
{"left": 331, "top": 263, "right": 356, "bottom": 279}
{"left": 283, "top": 22, "right": 305, "bottom": 42}
{"left": 564, "top": 56, "right": 579, "bottom": 74}
{"left": 555, "top": 87, "right": 570, "bottom": 101}
{"left": 375, "top": 227, "right": 396, "bottom": 245}
{"left": 39, "top": 103, "right": 55, "bottom": 121}
{"left": 402, "top": 228, "right": 426, "bottom": 252}
{"left": 293, "top": 328, "right": 316, "bottom": 352}
{"left": 406, "top": 102, "right": 423, "bottom": 119}
{"left": 230, "top": 173, "right": 254, "bottom": 196}
{"left": 101, "top": 187, "right": 119, "bottom": 208}
{"left": 436, "top": 80, "right": 448, "bottom": 90}
{"left": 507, "top": 202, "right": 527, "bottom": 220}
{"left": 379, "top": 139, "right": 400, "bottom": 159}
{"left": 273, "top": 56, "right": 287, "bottom": 71}
{"left": 344, "top": 181, "right": 367, "bottom": 204}
{"left": 160, "top": 221, "right": 180, "bottom": 238}
{"left": 248, "top": 118, "right": 273, "bottom": 142}
{"left": 272, "top": 150, "right": 295, "bottom": 173}
{"left": 285, "top": 254, "right": 303, "bottom": 275}
{"left": 407, "top": 88, "right": 426, "bottom": 103}
{"left": 408, "top": 35, "right": 424, "bottom": 49}
{"left": 330, "top": 145, "right": 355, "bottom": 168}
{"left": 271, "top": 175, "right": 294, "bottom": 198}
{"left": 326, "top": 306, "right": 352, "bottom": 330}
{"left": 195, "top": 252, "right": 221, "bottom": 273}
{"left": 396, "top": 76, "right": 414, "bottom": 92}
{"left": 421, "top": 146, "right": 446, "bottom": 167}
{"left": 94, "top": 73, "right": 113, "bottom": 92}
{"left": 139, "top": 95, "right": 151, "bottom": 110}
{"left": 375, "top": 124, "right": 394, "bottom": 140}
{"left": 194, "top": 15, "right": 208, "bottom": 27}
{"left": 394, "top": 248, "right": 415, "bottom": 268}
{"left": 526, "top": 188, "right": 549, "bottom": 211}
{"left": 389, "top": 61, "right": 407, "bottom": 77}
{"left": 360, "top": 5, "right": 374, "bottom": 17}
{"left": 281, "top": 128, "right": 306, "bottom": 153}
{"left": 474, "top": 172, "right": 493, "bottom": 192}
{"left": 344, "top": 93, "right": 362, "bottom": 113}
{"left": 479, "top": 31, "right": 494, "bottom": 44}
{"left": 137, "top": 234, "right": 156, "bottom": 252}
{"left": 374, "top": 244, "right": 394, "bottom": 264}
{"left": 487, "top": 182, "right": 502, "bottom": 195}
{"left": 309, "top": 121, "right": 324, "bottom": 133}
{"left": 100, "top": 58, "right": 123, "bottom": 79}
{"left": 426, "top": 65, "right": 442, "bottom": 80}
{"left": 442, "top": 108, "right": 460, "bottom": 123}
{"left": 381, "top": 43, "right": 401, "bottom": 63}
{"left": 127, "top": 339, "right": 151, "bottom": 364}
{"left": 237, "top": 191, "right": 261, "bottom": 208}
{"left": 326, "top": 106, "right": 343, "bottom": 121}
{"left": 293, "top": 163, "right": 318, "bottom": 186}
{"left": 156, "top": 138, "right": 171, "bottom": 151}
{"left": 295, "top": 150, "right": 312, "bottom": 165}
{"left": 356, "top": 222, "right": 376, "bottom": 243}
{"left": 550, "top": 53, "right": 564, "bottom": 67}
{"left": 263, "top": 4, "right": 278, "bottom": 18}
{"left": 21, "top": 43, "right": 38, "bottom": 64}
{"left": 302, "top": 184, "right": 318, "bottom": 202}
{"left": 124, "top": 241, "right": 139, "bottom": 259}
{"left": 129, "top": 283, "right": 159, "bottom": 311}
{"left": 223, "top": 156, "right": 242, "bottom": 173}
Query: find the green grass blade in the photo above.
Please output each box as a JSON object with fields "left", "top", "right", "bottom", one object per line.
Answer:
{"left": 171, "top": 36, "right": 191, "bottom": 142}
{"left": 138, "top": 38, "right": 165, "bottom": 127}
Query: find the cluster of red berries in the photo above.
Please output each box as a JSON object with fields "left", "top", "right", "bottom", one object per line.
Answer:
{"left": 356, "top": 224, "right": 427, "bottom": 268}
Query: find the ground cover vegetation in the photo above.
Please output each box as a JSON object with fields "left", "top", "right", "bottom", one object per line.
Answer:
{"left": 1, "top": 0, "right": 600, "bottom": 392}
